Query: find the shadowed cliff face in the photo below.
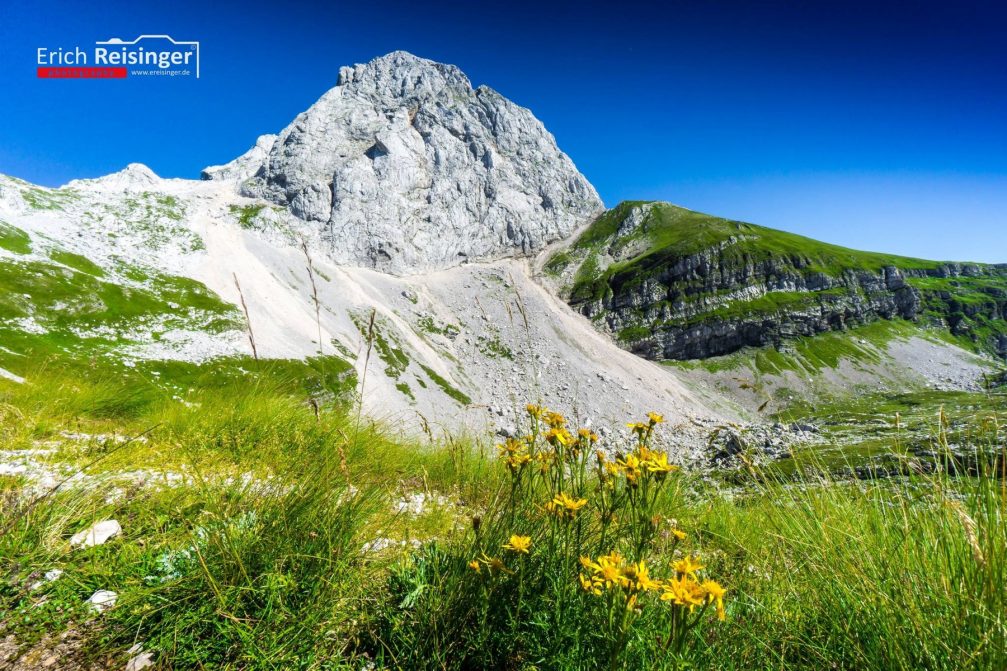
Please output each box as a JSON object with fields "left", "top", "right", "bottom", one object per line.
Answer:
{"left": 206, "top": 51, "right": 602, "bottom": 275}
{"left": 546, "top": 202, "right": 1007, "bottom": 361}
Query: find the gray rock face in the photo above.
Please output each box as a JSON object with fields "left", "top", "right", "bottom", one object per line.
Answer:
{"left": 237, "top": 51, "right": 602, "bottom": 274}
{"left": 582, "top": 246, "right": 1007, "bottom": 361}
{"left": 201, "top": 135, "right": 277, "bottom": 182}
{"left": 560, "top": 203, "right": 1007, "bottom": 361}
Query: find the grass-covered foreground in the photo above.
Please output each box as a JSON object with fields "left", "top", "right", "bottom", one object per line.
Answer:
{"left": 0, "top": 358, "right": 1004, "bottom": 670}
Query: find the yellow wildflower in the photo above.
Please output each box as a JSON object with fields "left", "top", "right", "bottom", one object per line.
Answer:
{"left": 496, "top": 437, "right": 522, "bottom": 456}
{"left": 582, "top": 552, "right": 629, "bottom": 589}
{"left": 672, "top": 554, "right": 705, "bottom": 577}
{"left": 702, "top": 580, "right": 728, "bottom": 621}
{"left": 526, "top": 404, "right": 544, "bottom": 418}
{"left": 642, "top": 451, "right": 677, "bottom": 476}
{"left": 468, "top": 559, "right": 481, "bottom": 573}
{"left": 647, "top": 412, "right": 665, "bottom": 425}
{"left": 505, "top": 452, "right": 532, "bottom": 471}
{"left": 544, "top": 411, "right": 567, "bottom": 428}
{"left": 618, "top": 453, "right": 642, "bottom": 485}
{"left": 545, "top": 427, "right": 574, "bottom": 446}
{"left": 579, "top": 573, "right": 602, "bottom": 596}
{"left": 626, "top": 422, "right": 649, "bottom": 437}
{"left": 622, "top": 560, "right": 661, "bottom": 592}
{"left": 477, "top": 553, "right": 511, "bottom": 575}
{"left": 671, "top": 528, "right": 687, "bottom": 541}
{"left": 661, "top": 574, "right": 707, "bottom": 609}
{"left": 545, "top": 491, "right": 588, "bottom": 520}
{"left": 503, "top": 534, "right": 532, "bottom": 554}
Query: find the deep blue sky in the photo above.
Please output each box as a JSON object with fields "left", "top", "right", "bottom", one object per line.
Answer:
{"left": 1, "top": 0, "right": 1005, "bottom": 262}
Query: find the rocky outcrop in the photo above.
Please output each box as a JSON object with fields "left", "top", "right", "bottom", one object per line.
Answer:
{"left": 577, "top": 252, "right": 920, "bottom": 359}
{"left": 65, "top": 163, "right": 161, "bottom": 193}
{"left": 560, "top": 203, "right": 1007, "bottom": 361}
{"left": 229, "top": 51, "right": 601, "bottom": 275}
{"left": 201, "top": 134, "right": 277, "bottom": 183}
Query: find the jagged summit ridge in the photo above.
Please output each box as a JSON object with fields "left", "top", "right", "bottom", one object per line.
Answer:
{"left": 218, "top": 51, "right": 602, "bottom": 274}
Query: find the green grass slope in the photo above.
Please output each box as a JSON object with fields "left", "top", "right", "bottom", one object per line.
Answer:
{"left": 0, "top": 367, "right": 1003, "bottom": 670}
{"left": 547, "top": 201, "right": 1007, "bottom": 360}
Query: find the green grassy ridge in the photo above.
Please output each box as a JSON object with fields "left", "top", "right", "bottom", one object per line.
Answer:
{"left": 909, "top": 275, "right": 1007, "bottom": 352}
{"left": 0, "top": 255, "right": 239, "bottom": 329}
{"left": 0, "top": 353, "right": 357, "bottom": 446}
{"left": 552, "top": 201, "right": 1007, "bottom": 359}
{"left": 552, "top": 202, "right": 947, "bottom": 301}
{"left": 0, "top": 338, "right": 358, "bottom": 426}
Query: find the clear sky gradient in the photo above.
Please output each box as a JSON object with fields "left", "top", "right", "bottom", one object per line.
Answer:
{"left": 1, "top": 0, "right": 1004, "bottom": 262}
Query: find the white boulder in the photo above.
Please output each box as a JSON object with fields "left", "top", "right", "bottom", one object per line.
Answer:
{"left": 86, "top": 589, "right": 117, "bottom": 612}
{"left": 70, "top": 519, "right": 121, "bottom": 548}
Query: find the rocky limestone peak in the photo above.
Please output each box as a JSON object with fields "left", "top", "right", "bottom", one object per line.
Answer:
{"left": 238, "top": 50, "right": 603, "bottom": 275}
{"left": 66, "top": 163, "right": 160, "bottom": 192}
{"left": 335, "top": 50, "right": 472, "bottom": 101}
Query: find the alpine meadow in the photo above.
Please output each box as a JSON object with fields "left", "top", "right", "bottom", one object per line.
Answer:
{"left": 1, "top": 51, "right": 1004, "bottom": 671}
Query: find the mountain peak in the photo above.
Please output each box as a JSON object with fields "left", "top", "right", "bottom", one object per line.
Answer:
{"left": 227, "top": 51, "right": 601, "bottom": 275}
{"left": 66, "top": 163, "right": 160, "bottom": 191}
{"left": 337, "top": 51, "right": 471, "bottom": 93}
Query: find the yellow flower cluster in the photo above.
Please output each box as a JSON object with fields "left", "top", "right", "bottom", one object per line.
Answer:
{"left": 598, "top": 444, "right": 678, "bottom": 488}
{"left": 497, "top": 436, "right": 532, "bottom": 472}
{"left": 579, "top": 552, "right": 661, "bottom": 597}
{"left": 477, "top": 403, "right": 722, "bottom": 665}
{"left": 497, "top": 406, "right": 602, "bottom": 476}
{"left": 579, "top": 552, "right": 727, "bottom": 620}
{"left": 545, "top": 492, "right": 588, "bottom": 520}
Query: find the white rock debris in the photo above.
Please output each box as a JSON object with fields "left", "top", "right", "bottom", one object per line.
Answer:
{"left": 86, "top": 590, "right": 117, "bottom": 613}
{"left": 29, "top": 569, "right": 63, "bottom": 591}
{"left": 393, "top": 491, "right": 450, "bottom": 516}
{"left": 70, "top": 520, "right": 122, "bottom": 548}
{"left": 125, "top": 650, "right": 155, "bottom": 671}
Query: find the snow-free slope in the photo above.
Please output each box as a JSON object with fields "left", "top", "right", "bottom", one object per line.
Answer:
{"left": 0, "top": 167, "right": 726, "bottom": 445}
